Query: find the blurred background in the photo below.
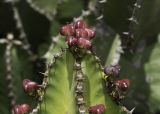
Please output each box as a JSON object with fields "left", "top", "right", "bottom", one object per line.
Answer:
{"left": 0, "top": 0, "right": 160, "bottom": 114}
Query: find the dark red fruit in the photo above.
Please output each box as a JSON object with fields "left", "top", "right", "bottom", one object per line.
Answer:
{"left": 13, "top": 104, "right": 30, "bottom": 114}
{"left": 77, "top": 38, "right": 92, "bottom": 49}
{"left": 75, "top": 29, "right": 88, "bottom": 38}
{"left": 116, "top": 79, "right": 130, "bottom": 91}
{"left": 60, "top": 24, "right": 75, "bottom": 36}
{"left": 75, "top": 20, "right": 87, "bottom": 29}
{"left": 23, "top": 79, "right": 40, "bottom": 93}
{"left": 85, "top": 28, "right": 96, "bottom": 39}
{"left": 75, "top": 28, "right": 95, "bottom": 39}
{"left": 104, "top": 64, "right": 120, "bottom": 77}
{"left": 89, "top": 104, "right": 106, "bottom": 114}
{"left": 67, "top": 36, "right": 78, "bottom": 46}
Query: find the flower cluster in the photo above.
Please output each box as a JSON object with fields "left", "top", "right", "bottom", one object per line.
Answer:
{"left": 13, "top": 104, "right": 30, "bottom": 114}
{"left": 60, "top": 20, "right": 96, "bottom": 49}
{"left": 104, "top": 65, "right": 130, "bottom": 92}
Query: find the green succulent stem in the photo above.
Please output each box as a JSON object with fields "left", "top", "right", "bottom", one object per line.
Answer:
{"left": 74, "top": 57, "right": 86, "bottom": 114}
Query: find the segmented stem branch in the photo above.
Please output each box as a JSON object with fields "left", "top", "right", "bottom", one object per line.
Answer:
{"left": 74, "top": 58, "right": 86, "bottom": 114}
{"left": 90, "top": 50, "right": 104, "bottom": 71}
{"left": 26, "top": 0, "right": 64, "bottom": 21}
{"left": 74, "top": 0, "right": 106, "bottom": 22}
{"left": 5, "top": 34, "right": 16, "bottom": 107}
{"left": 1, "top": 33, "right": 37, "bottom": 111}
{"left": 29, "top": 105, "right": 40, "bottom": 114}
{"left": 44, "top": 35, "right": 61, "bottom": 59}
{"left": 94, "top": 0, "right": 106, "bottom": 21}
{"left": 30, "top": 49, "right": 67, "bottom": 113}
{"left": 122, "top": 0, "right": 143, "bottom": 50}
{"left": 73, "top": 10, "right": 91, "bottom": 22}
{"left": 128, "top": 0, "right": 143, "bottom": 28}
{"left": 4, "top": 0, "right": 34, "bottom": 56}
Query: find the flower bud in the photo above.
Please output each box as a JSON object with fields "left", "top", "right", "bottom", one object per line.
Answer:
{"left": 116, "top": 79, "right": 130, "bottom": 91}
{"left": 66, "top": 36, "right": 78, "bottom": 47}
{"left": 75, "top": 29, "right": 88, "bottom": 38}
{"left": 77, "top": 38, "right": 92, "bottom": 49}
{"left": 23, "top": 79, "right": 40, "bottom": 94}
{"left": 104, "top": 64, "right": 120, "bottom": 77}
{"left": 85, "top": 28, "right": 96, "bottom": 39}
{"left": 13, "top": 104, "right": 30, "bottom": 114}
{"left": 89, "top": 104, "right": 106, "bottom": 114}
{"left": 60, "top": 24, "right": 75, "bottom": 36}
{"left": 75, "top": 20, "right": 87, "bottom": 29}
{"left": 75, "top": 28, "right": 95, "bottom": 39}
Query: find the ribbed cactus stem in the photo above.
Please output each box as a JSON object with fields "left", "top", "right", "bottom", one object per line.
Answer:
{"left": 26, "top": 0, "right": 53, "bottom": 20}
{"left": 30, "top": 48, "right": 67, "bottom": 113}
{"left": 128, "top": 0, "right": 144, "bottom": 25}
{"left": 5, "top": 34, "right": 16, "bottom": 107}
{"left": 26, "top": 0, "right": 64, "bottom": 21}
{"left": 91, "top": 51, "right": 104, "bottom": 71}
{"left": 73, "top": 10, "right": 91, "bottom": 22}
{"left": 42, "top": 48, "right": 67, "bottom": 91}
{"left": 74, "top": 58, "right": 86, "bottom": 114}
{"left": 29, "top": 105, "right": 40, "bottom": 114}
{"left": 6, "top": 0, "right": 33, "bottom": 57}
{"left": 95, "top": 0, "right": 106, "bottom": 21}
{"left": 122, "top": 0, "right": 143, "bottom": 50}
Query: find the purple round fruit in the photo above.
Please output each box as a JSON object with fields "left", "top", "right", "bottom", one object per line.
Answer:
{"left": 13, "top": 104, "right": 30, "bottom": 114}
{"left": 89, "top": 104, "right": 106, "bottom": 114}
{"left": 116, "top": 79, "right": 130, "bottom": 91}
{"left": 23, "top": 79, "right": 40, "bottom": 93}
{"left": 104, "top": 64, "right": 120, "bottom": 77}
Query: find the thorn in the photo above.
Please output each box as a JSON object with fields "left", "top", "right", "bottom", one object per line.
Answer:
{"left": 129, "top": 107, "right": 135, "bottom": 114}
{"left": 129, "top": 34, "right": 134, "bottom": 39}
{"left": 13, "top": 40, "right": 23, "bottom": 45}
{"left": 122, "top": 106, "right": 135, "bottom": 114}
{"left": 0, "top": 39, "right": 7, "bottom": 44}
{"left": 4, "top": 0, "right": 14, "bottom": 3}
{"left": 39, "top": 72, "right": 48, "bottom": 77}
{"left": 61, "top": 47, "right": 68, "bottom": 52}
{"left": 117, "top": 47, "right": 124, "bottom": 53}
{"left": 128, "top": 17, "right": 138, "bottom": 24}
{"left": 99, "top": 0, "right": 107, "bottom": 3}
{"left": 96, "top": 14, "right": 103, "bottom": 20}
{"left": 122, "top": 32, "right": 130, "bottom": 35}
{"left": 7, "top": 33, "right": 14, "bottom": 40}
{"left": 82, "top": 10, "right": 91, "bottom": 16}
{"left": 73, "top": 10, "right": 91, "bottom": 22}
{"left": 54, "top": 53, "right": 60, "bottom": 59}
{"left": 86, "top": 50, "right": 92, "bottom": 55}
{"left": 52, "top": 36, "right": 59, "bottom": 43}
{"left": 134, "top": 3, "right": 141, "bottom": 8}
{"left": 74, "top": 17, "right": 82, "bottom": 22}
